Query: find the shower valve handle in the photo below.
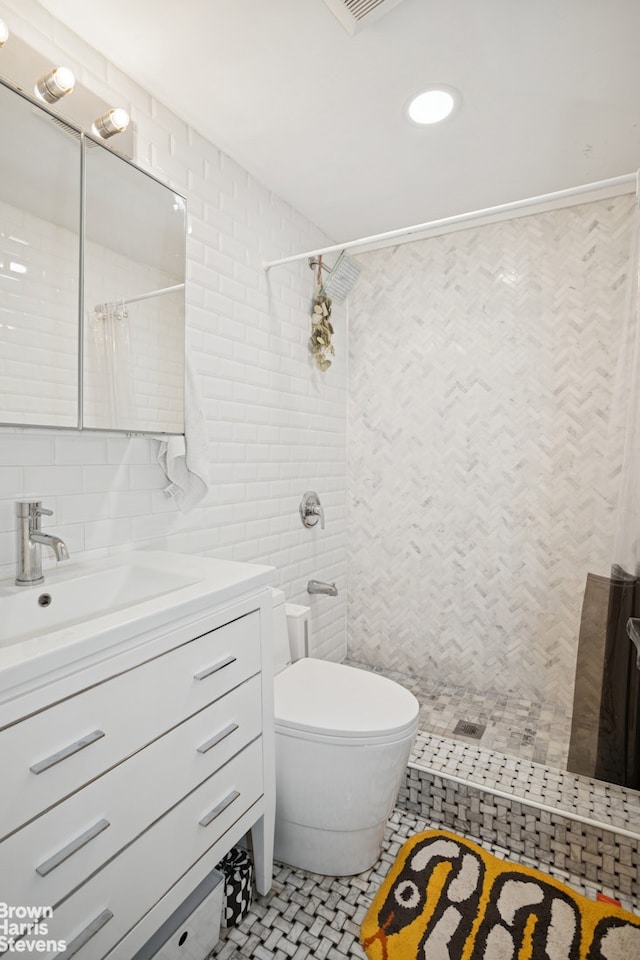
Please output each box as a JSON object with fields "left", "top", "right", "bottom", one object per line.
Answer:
{"left": 300, "top": 491, "right": 325, "bottom": 530}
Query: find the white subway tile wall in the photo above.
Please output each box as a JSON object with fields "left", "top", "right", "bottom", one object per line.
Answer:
{"left": 0, "top": 199, "right": 79, "bottom": 426}
{"left": 83, "top": 240, "right": 184, "bottom": 432}
{"left": 0, "top": 0, "right": 346, "bottom": 660}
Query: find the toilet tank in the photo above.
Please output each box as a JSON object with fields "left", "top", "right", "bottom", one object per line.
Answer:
{"left": 286, "top": 602, "right": 310, "bottom": 661}
{"left": 271, "top": 589, "right": 310, "bottom": 673}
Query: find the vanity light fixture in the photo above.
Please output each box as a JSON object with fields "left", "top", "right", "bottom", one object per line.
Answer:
{"left": 0, "top": 19, "right": 9, "bottom": 46}
{"left": 34, "top": 66, "right": 75, "bottom": 103}
{"left": 91, "top": 107, "right": 130, "bottom": 139}
{"left": 406, "top": 85, "right": 460, "bottom": 125}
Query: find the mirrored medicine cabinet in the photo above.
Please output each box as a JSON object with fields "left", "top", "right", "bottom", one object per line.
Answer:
{"left": 0, "top": 76, "right": 186, "bottom": 434}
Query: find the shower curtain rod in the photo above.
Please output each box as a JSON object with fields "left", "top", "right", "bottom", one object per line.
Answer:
{"left": 96, "top": 283, "right": 185, "bottom": 311}
{"left": 120, "top": 282, "right": 185, "bottom": 306}
{"left": 264, "top": 172, "right": 637, "bottom": 270}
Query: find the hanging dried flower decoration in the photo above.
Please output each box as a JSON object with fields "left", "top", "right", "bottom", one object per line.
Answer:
{"left": 308, "top": 255, "right": 334, "bottom": 372}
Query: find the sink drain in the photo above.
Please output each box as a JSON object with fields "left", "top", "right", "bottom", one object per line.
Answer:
{"left": 453, "top": 719, "right": 485, "bottom": 740}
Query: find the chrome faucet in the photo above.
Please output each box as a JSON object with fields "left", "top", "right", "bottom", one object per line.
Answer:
{"left": 307, "top": 579, "right": 338, "bottom": 597}
{"left": 15, "top": 500, "right": 70, "bottom": 586}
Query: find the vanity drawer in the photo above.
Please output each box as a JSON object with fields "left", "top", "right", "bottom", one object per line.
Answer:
{"left": 0, "top": 610, "right": 261, "bottom": 839}
{"left": 39, "top": 738, "right": 263, "bottom": 960}
{"left": 0, "top": 674, "right": 262, "bottom": 910}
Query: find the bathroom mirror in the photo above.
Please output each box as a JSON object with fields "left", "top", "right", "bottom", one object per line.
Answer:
{"left": 0, "top": 76, "right": 186, "bottom": 434}
{"left": 0, "top": 80, "right": 81, "bottom": 428}
{"left": 82, "top": 140, "right": 186, "bottom": 433}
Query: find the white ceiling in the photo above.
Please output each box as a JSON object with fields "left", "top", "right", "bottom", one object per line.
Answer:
{"left": 36, "top": 0, "right": 640, "bottom": 242}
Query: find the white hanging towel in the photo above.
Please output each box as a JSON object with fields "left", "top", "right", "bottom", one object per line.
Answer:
{"left": 157, "top": 354, "right": 209, "bottom": 512}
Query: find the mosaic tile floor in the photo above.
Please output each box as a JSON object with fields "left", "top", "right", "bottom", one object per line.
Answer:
{"left": 211, "top": 808, "right": 638, "bottom": 960}
{"left": 211, "top": 663, "right": 640, "bottom": 958}
{"left": 346, "top": 660, "right": 572, "bottom": 768}
{"left": 410, "top": 731, "right": 640, "bottom": 835}
{"left": 346, "top": 659, "right": 640, "bottom": 836}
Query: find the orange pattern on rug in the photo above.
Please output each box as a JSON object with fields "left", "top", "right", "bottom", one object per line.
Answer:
{"left": 361, "top": 830, "right": 640, "bottom": 960}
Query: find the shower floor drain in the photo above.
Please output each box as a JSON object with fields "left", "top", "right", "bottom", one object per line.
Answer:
{"left": 452, "top": 719, "right": 486, "bottom": 740}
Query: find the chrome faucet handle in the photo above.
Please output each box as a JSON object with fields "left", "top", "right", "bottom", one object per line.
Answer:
{"left": 16, "top": 500, "right": 53, "bottom": 530}
{"left": 16, "top": 500, "right": 52, "bottom": 515}
{"left": 300, "top": 491, "right": 325, "bottom": 530}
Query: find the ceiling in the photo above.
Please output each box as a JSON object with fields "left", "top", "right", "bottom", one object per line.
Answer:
{"left": 36, "top": 0, "right": 640, "bottom": 242}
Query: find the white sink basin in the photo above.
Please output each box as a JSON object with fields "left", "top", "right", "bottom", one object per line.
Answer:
{"left": 0, "top": 550, "right": 274, "bottom": 697}
{"left": 0, "top": 563, "right": 199, "bottom": 647}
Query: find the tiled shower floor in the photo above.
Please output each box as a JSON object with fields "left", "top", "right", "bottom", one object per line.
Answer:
{"left": 351, "top": 660, "right": 640, "bottom": 832}
{"left": 346, "top": 660, "right": 572, "bottom": 769}
{"left": 211, "top": 807, "right": 635, "bottom": 960}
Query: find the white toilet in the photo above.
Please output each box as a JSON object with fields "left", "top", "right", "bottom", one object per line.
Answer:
{"left": 272, "top": 589, "right": 420, "bottom": 876}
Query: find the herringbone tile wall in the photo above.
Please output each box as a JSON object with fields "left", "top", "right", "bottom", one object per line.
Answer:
{"left": 347, "top": 196, "right": 635, "bottom": 711}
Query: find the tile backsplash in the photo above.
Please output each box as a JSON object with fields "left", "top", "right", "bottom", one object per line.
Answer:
{"left": 0, "top": 0, "right": 346, "bottom": 661}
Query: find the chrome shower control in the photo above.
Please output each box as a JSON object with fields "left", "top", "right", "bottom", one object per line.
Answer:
{"left": 299, "top": 491, "right": 325, "bottom": 529}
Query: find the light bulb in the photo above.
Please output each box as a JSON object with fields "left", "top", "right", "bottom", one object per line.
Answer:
{"left": 407, "top": 87, "right": 460, "bottom": 125}
{"left": 92, "top": 107, "right": 130, "bottom": 139}
{"left": 34, "top": 66, "right": 75, "bottom": 103}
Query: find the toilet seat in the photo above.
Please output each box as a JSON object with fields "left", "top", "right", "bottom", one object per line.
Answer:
{"left": 274, "top": 658, "right": 419, "bottom": 745}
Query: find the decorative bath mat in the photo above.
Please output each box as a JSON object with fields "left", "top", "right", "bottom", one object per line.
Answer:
{"left": 360, "top": 829, "right": 640, "bottom": 959}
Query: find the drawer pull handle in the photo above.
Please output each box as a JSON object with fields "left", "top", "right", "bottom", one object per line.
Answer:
{"left": 193, "top": 655, "right": 236, "bottom": 681}
{"left": 36, "top": 818, "right": 110, "bottom": 877}
{"left": 197, "top": 722, "right": 239, "bottom": 755}
{"left": 30, "top": 729, "right": 105, "bottom": 775}
{"left": 199, "top": 789, "right": 240, "bottom": 828}
{"left": 64, "top": 908, "right": 114, "bottom": 958}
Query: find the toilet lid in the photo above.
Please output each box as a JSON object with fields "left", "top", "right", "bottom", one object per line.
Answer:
{"left": 274, "top": 658, "right": 419, "bottom": 740}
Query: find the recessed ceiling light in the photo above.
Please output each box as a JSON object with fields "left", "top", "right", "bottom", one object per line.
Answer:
{"left": 406, "top": 86, "right": 460, "bottom": 125}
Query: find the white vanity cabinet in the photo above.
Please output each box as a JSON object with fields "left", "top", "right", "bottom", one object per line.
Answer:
{"left": 0, "top": 559, "right": 275, "bottom": 960}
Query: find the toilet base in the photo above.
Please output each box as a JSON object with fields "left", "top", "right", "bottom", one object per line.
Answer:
{"left": 274, "top": 818, "right": 387, "bottom": 876}
{"left": 273, "top": 718, "right": 418, "bottom": 877}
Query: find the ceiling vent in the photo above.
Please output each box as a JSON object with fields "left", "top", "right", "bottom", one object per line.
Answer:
{"left": 321, "top": 0, "right": 407, "bottom": 35}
